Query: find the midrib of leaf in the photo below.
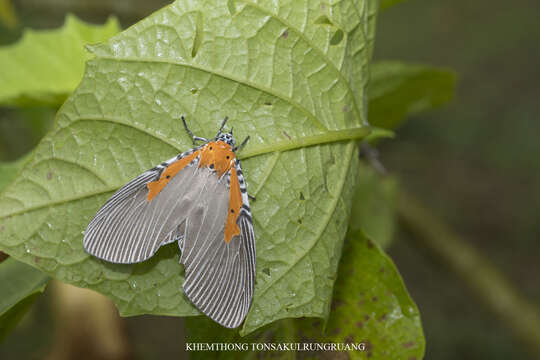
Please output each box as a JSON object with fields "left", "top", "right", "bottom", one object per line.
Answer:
{"left": 238, "top": 127, "right": 369, "bottom": 158}
{"left": 235, "top": 0, "right": 364, "bottom": 125}
{"left": 0, "top": 187, "right": 118, "bottom": 218}
{"left": 253, "top": 141, "right": 356, "bottom": 299}
{"left": 0, "top": 120, "right": 368, "bottom": 219}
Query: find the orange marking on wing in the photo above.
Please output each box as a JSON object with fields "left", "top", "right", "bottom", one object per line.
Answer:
{"left": 198, "top": 141, "right": 235, "bottom": 177}
{"left": 146, "top": 151, "right": 200, "bottom": 201}
{"left": 225, "top": 166, "right": 242, "bottom": 243}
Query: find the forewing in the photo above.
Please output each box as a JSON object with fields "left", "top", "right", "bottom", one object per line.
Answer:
{"left": 181, "top": 165, "right": 256, "bottom": 328}
{"left": 84, "top": 159, "right": 207, "bottom": 263}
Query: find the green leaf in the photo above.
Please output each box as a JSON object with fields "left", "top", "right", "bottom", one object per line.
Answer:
{"left": 298, "top": 231, "right": 425, "bottom": 359}
{"left": 349, "top": 161, "right": 397, "bottom": 249}
{"left": 368, "top": 61, "right": 456, "bottom": 129}
{"left": 0, "top": 14, "right": 121, "bottom": 107}
{"left": 380, "top": 0, "right": 407, "bottom": 11}
{"left": 0, "top": 0, "right": 373, "bottom": 336}
{"left": 0, "top": 257, "right": 49, "bottom": 342}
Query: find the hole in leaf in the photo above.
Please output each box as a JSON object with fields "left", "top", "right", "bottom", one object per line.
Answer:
{"left": 330, "top": 29, "right": 344, "bottom": 45}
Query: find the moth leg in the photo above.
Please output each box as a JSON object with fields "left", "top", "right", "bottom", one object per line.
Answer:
{"left": 233, "top": 135, "right": 250, "bottom": 152}
{"left": 248, "top": 194, "right": 256, "bottom": 202}
{"left": 182, "top": 116, "right": 208, "bottom": 145}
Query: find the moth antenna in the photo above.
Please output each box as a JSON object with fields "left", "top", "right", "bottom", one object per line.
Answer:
{"left": 182, "top": 116, "right": 208, "bottom": 145}
{"left": 216, "top": 116, "right": 229, "bottom": 137}
{"left": 233, "top": 135, "right": 250, "bottom": 152}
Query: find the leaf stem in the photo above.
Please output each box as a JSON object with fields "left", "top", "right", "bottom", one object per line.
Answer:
{"left": 397, "top": 190, "right": 540, "bottom": 358}
{"left": 239, "top": 127, "right": 371, "bottom": 159}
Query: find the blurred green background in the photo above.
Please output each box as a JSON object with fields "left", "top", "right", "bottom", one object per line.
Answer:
{"left": 376, "top": 1, "right": 540, "bottom": 359}
{"left": 0, "top": 0, "right": 539, "bottom": 359}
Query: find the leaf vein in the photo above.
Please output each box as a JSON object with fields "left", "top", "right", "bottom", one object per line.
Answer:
{"left": 93, "top": 56, "right": 328, "bottom": 132}
{"left": 238, "top": 0, "right": 364, "bottom": 125}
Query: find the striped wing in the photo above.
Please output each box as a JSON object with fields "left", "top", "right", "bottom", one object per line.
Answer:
{"left": 83, "top": 156, "right": 256, "bottom": 328}
{"left": 84, "top": 160, "right": 207, "bottom": 263}
{"left": 180, "top": 160, "right": 255, "bottom": 328}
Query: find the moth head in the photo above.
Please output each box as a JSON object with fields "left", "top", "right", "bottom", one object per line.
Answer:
{"left": 216, "top": 132, "right": 236, "bottom": 148}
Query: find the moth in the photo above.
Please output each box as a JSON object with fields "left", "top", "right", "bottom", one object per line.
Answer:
{"left": 83, "top": 116, "right": 255, "bottom": 328}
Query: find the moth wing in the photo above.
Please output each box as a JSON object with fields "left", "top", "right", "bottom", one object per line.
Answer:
{"left": 180, "top": 164, "right": 255, "bottom": 328}
{"left": 83, "top": 157, "right": 206, "bottom": 264}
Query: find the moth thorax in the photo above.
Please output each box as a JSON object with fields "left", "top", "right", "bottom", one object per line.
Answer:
{"left": 216, "top": 133, "right": 235, "bottom": 147}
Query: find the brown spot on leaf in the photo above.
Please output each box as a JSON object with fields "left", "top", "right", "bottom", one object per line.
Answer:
{"left": 371, "top": 296, "right": 378, "bottom": 302}
{"left": 332, "top": 327, "right": 341, "bottom": 335}
{"left": 47, "top": 171, "right": 54, "bottom": 180}
{"left": 403, "top": 341, "right": 415, "bottom": 348}
{"left": 355, "top": 321, "right": 363, "bottom": 328}
{"left": 343, "top": 105, "right": 350, "bottom": 112}
{"left": 364, "top": 315, "right": 370, "bottom": 321}
{"left": 282, "top": 29, "right": 288, "bottom": 39}
{"left": 378, "top": 313, "right": 388, "bottom": 322}
{"left": 283, "top": 130, "right": 291, "bottom": 140}
{"left": 344, "top": 335, "right": 354, "bottom": 344}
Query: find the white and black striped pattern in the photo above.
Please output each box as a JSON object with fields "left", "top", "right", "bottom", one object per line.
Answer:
{"left": 234, "top": 158, "right": 256, "bottom": 287}
{"left": 83, "top": 148, "right": 255, "bottom": 328}
{"left": 83, "top": 148, "right": 200, "bottom": 263}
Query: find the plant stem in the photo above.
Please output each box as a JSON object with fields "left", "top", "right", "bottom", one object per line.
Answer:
{"left": 397, "top": 190, "right": 540, "bottom": 357}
